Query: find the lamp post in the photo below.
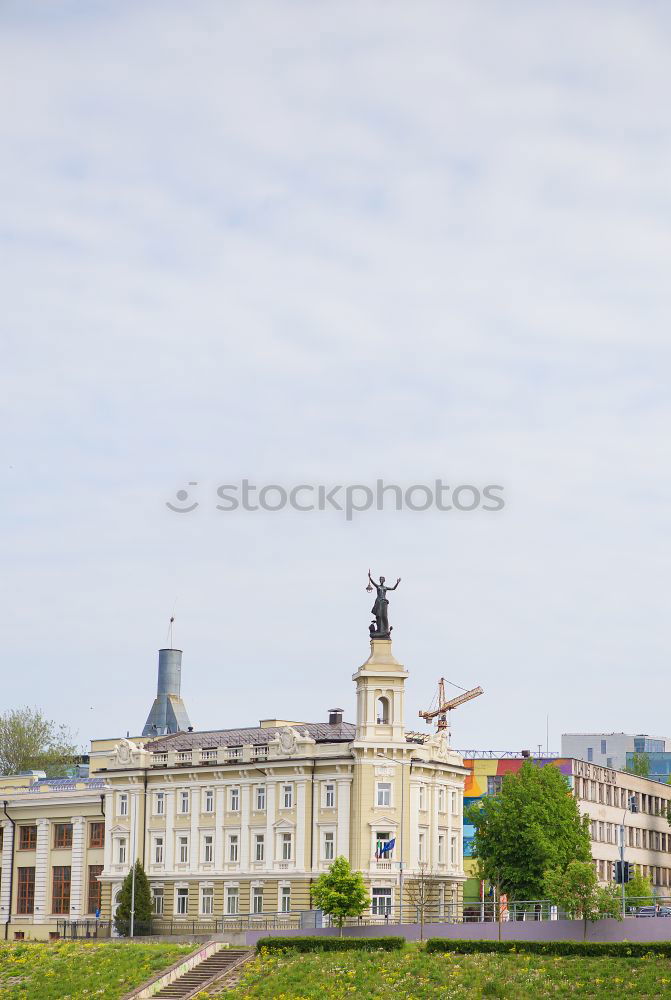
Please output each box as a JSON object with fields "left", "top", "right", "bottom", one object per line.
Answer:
{"left": 376, "top": 754, "right": 411, "bottom": 924}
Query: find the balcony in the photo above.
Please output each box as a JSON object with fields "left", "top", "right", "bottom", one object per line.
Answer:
{"left": 227, "top": 748, "right": 243, "bottom": 762}
{"left": 253, "top": 746, "right": 269, "bottom": 760}
{"left": 200, "top": 749, "right": 217, "bottom": 763}
{"left": 175, "top": 752, "right": 192, "bottom": 765}
{"left": 374, "top": 861, "right": 393, "bottom": 872}
{"left": 152, "top": 753, "right": 168, "bottom": 766}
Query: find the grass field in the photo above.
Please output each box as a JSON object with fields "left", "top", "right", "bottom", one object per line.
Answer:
{"left": 216, "top": 945, "right": 671, "bottom": 998}
{"left": 0, "top": 940, "right": 193, "bottom": 1000}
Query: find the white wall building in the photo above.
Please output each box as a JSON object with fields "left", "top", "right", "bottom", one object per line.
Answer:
{"left": 561, "top": 733, "right": 671, "bottom": 773}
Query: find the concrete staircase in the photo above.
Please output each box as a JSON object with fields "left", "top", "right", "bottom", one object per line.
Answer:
{"left": 152, "top": 949, "right": 251, "bottom": 999}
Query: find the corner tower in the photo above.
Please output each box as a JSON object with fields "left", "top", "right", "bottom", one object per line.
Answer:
{"left": 352, "top": 638, "right": 409, "bottom": 744}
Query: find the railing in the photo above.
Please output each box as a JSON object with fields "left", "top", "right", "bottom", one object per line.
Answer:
{"left": 176, "top": 752, "right": 192, "bottom": 764}
{"left": 152, "top": 753, "right": 168, "bottom": 766}
{"left": 200, "top": 750, "right": 217, "bottom": 763}
{"left": 227, "top": 748, "right": 243, "bottom": 761}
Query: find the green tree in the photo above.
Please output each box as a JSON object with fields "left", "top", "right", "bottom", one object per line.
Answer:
{"left": 0, "top": 707, "right": 80, "bottom": 777}
{"left": 544, "top": 861, "right": 621, "bottom": 939}
{"left": 310, "top": 856, "right": 370, "bottom": 936}
{"left": 114, "top": 861, "right": 152, "bottom": 936}
{"left": 467, "top": 760, "right": 591, "bottom": 900}
{"left": 625, "top": 752, "right": 650, "bottom": 778}
{"left": 625, "top": 871, "right": 654, "bottom": 906}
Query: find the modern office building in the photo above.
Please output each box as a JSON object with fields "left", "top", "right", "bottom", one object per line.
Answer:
{"left": 462, "top": 754, "right": 671, "bottom": 902}
{"left": 561, "top": 733, "right": 671, "bottom": 774}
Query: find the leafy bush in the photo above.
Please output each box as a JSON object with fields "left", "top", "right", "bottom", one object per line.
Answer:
{"left": 425, "top": 938, "right": 671, "bottom": 957}
{"left": 255, "top": 936, "right": 404, "bottom": 953}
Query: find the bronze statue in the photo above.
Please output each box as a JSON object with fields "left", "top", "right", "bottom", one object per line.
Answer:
{"left": 367, "top": 569, "right": 401, "bottom": 638}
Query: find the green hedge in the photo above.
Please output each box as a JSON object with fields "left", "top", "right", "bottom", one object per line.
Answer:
{"left": 256, "top": 936, "right": 405, "bottom": 953}
{"left": 425, "top": 939, "right": 671, "bottom": 958}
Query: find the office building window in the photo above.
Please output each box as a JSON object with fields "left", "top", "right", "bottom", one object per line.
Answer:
{"left": 200, "top": 886, "right": 214, "bottom": 915}
{"left": 230, "top": 787, "right": 240, "bottom": 812}
{"left": 252, "top": 887, "right": 263, "bottom": 913}
{"left": 255, "top": 834, "right": 265, "bottom": 862}
{"left": 600, "top": 739, "right": 607, "bottom": 754}
{"left": 176, "top": 887, "right": 188, "bottom": 915}
{"left": 152, "top": 886, "right": 164, "bottom": 915}
{"left": 178, "top": 836, "right": 189, "bottom": 864}
{"left": 18, "top": 826, "right": 37, "bottom": 850}
{"left": 255, "top": 785, "right": 266, "bottom": 810}
{"left": 450, "top": 836, "right": 457, "bottom": 865}
{"left": 118, "top": 837, "right": 127, "bottom": 864}
{"left": 179, "top": 791, "right": 190, "bottom": 814}
{"left": 87, "top": 865, "right": 103, "bottom": 914}
{"left": 203, "top": 835, "right": 214, "bottom": 863}
{"left": 17, "top": 868, "right": 35, "bottom": 914}
{"left": 281, "top": 833, "right": 292, "bottom": 861}
{"left": 54, "top": 824, "right": 73, "bottom": 849}
{"left": 325, "top": 783, "right": 335, "bottom": 808}
{"left": 282, "top": 785, "right": 293, "bottom": 809}
{"left": 204, "top": 790, "right": 214, "bottom": 813}
{"left": 226, "top": 887, "right": 239, "bottom": 914}
{"left": 587, "top": 748, "right": 593, "bottom": 762}
{"left": 154, "top": 836, "right": 164, "bottom": 864}
{"left": 52, "top": 866, "right": 71, "bottom": 915}
{"left": 377, "top": 782, "right": 391, "bottom": 807}
{"left": 119, "top": 793, "right": 128, "bottom": 816}
{"left": 228, "top": 834, "right": 239, "bottom": 862}
{"left": 280, "top": 886, "right": 291, "bottom": 912}
{"left": 155, "top": 792, "right": 165, "bottom": 815}
{"left": 89, "top": 822, "right": 105, "bottom": 849}
{"left": 372, "top": 887, "right": 392, "bottom": 915}
{"left": 324, "top": 832, "right": 335, "bottom": 860}
{"left": 486, "top": 777, "right": 503, "bottom": 797}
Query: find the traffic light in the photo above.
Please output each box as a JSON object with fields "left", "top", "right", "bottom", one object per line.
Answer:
{"left": 614, "top": 861, "right": 634, "bottom": 883}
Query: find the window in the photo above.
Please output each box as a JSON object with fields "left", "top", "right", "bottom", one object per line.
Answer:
{"left": 450, "top": 836, "right": 457, "bottom": 865}
{"left": 178, "top": 836, "right": 189, "bottom": 864}
{"left": 17, "top": 868, "right": 35, "bottom": 914}
{"left": 376, "top": 696, "right": 390, "bottom": 724}
{"left": 179, "top": 791, "right": 190, "bottom": 814}
{"left": 607, "top": 757, "right": 613, "bottom": 769}
{"left": 118, "top": 837, "right": 127, "bottom": 864}
{"left": 155, "top": 792, "right": 165, "bottom": 815}
{"left": 325, "top": 783, "right": 335, "bottom": 808}
{"left": 418, "top": 832, "right": 426, "bottom": 863}
{"left": 203, "top": 790, "right": 214, "bottom": 813}
{"left": 419, "top": 785, "right": 426, "bottom": 810}
{"left": 87, "top": 865, "right": 102, "bottom": 914}
{"left": 18, "top": 826, "right": 37, "bottom": 850}
{"left": 89, "top": 822, "right": 104, "bottom": 849}
{"left": 52, "top": 866, "right": 71, "bottom": 914}
{"left": 486, "top": 777, "right": 503, "bottom": 797}
{"left": 600, "top": 739, "right": 607, "bottom": 754}
{"left": 226, "top": 887, "right": 239, "bottom": 914}
{"left": 438, "top": 788, "right": 446, "bottom": 812}
{"left": 203, "top": 835, "right": 214, "bottom": 863}
{"left": 372, "top": 887, "right": 392, "bottom": 915}
{"left": 152, "top": 886, "right": 164, "bottom": 915}
{"left": 230, "top": 787, "right": 240, "bottom": 812}
{"left": 255, "top": 786, "right": 266, "bottom": 811}
{"left": 176, "top": 887, "right": 188, "bottom": 915}
{"left": 252, "top": 886, "right": 263, "bottom": 914}
{"left": 229, "top": 834, "right": 239, "bottom": 862}
{"left": 324, "top": 832, "right": 335, "bottom": 860}
{"left": 450, "top": 790, "right": 458, "bottom": 814}
{"left": 281, "top": 833, "right": 292, "bottom": 861}
{"left": 375, "top": 832, "right": 393, "bottom": 859}
{"left": 254, "top": 834, "right": 265, "bottom": 862}
{"left": 377, "top": 782, "right": 391, "bottom": 807}
{"left": 200, "top": 886, "right": 214, "bottom": 915}
{"left": 280, "top": 886, "right": 291, "bottom": 912}
{"left": 119, "top": 793, "right": 128, "bottom": 816}
{"left": 587, "top": 747, "right": 593, "bottom": 762}
{"left": 154, "top": 836, "right": 164, "bottom": 864}
{"left": 54, "top": 824, "right": 73, "bottom": 849}
{"left": 282, "top": 785, "right": 293, "bottom": 809}
{"left": 438, "top": 834, "right": 445, "bottom": 864}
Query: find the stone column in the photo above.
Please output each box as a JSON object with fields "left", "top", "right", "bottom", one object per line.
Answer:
{"left": 311, "top": 778, "right": 320, "bottom": 873}
{"left": 69, "top": 816, "right": 87, "bottom": 917}
{"left": 265, "top": 782, "right": 276, "bottom": 870}
{"left": 336, "top": 779, "right": 351, "bottom": 859}
{"left": 431, "top": 782, "right": 440, "bottom": 869}
{"left": 190, "top": 787, "right": 200, "bottom": 873}
{"left": 33, "top": 818, "right": 50, "bottom": 923}
{"left": 103, "top": 793, "right": 113, "bottom": 874}
{"left": 0, "top": 820, "right": 14, "bottom": 926}
{"left": 240, "top": 784, "right": 250, "bottom": 870}
{"left": 164, "top": 790, "right": 175, "bottom": 872}
{"left": 215, "top": 786, "right": 225, "bottom": 871}
{"left": 408, "top": 781, "right": 420, "bottom": 870}
{"left": 295, "top": 781, "right": 307, "bottom": 870}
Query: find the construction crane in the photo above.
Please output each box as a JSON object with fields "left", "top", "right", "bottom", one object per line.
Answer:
{"left": 419, "top": 678, "right": 484, "bottom": 731}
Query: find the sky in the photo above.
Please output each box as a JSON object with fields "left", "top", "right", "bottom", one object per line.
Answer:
{"left": 1, "top": 1, "right": 670, "bottom": 756}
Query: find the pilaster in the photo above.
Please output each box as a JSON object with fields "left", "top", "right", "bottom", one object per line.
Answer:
{"left": 164, "top": 790, "right": 175, "bottom": 871}
{"left": 0, "top": 820, "right": 14, "bottom": 925}
{"left": 336, "top": 779, "right": 351, "bottom": 859}
{"left": 265, "top": 782, "right": 276, "bottom": 869}
{"left": 69, "top": 816, "right": 87, "bottom": 917}
{"left": 295, "top": 781, "right": 306, "bottom": 870}
{"left": 33, "top": 818, "right": 50, "bottom": 923}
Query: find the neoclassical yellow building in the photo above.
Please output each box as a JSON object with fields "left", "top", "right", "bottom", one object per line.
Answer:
{"left": 0, "top": 637, "right": 467, "bottom": 938}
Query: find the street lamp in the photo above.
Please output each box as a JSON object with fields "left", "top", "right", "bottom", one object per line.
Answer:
{"left": 376, "top": 754, "right": 412, "bottom": 924}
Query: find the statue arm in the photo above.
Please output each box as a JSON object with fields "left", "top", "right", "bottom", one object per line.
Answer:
{"left": 368, "top": 570, "right": 378, "bottom": 585}
{"left": 388, "top": 578, "right": 401, "bottom": 590}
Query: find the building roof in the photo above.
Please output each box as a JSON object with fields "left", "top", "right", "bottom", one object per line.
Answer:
{"left": 144, "top": 721, "right": 357, "bottom": 751}
{"left": 11, "top": 777, "right": 107, "bottom": 794}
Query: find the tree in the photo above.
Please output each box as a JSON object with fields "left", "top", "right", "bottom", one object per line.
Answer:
{"left": 114, "top": 861, "right": 152, "bottom": 935}
{"left": 406, "top": 865, "right": 441, "bottom": 939}
{"left": 466, "top": 760, "right": 591, "bottom": 900}
{"left": 310, "top": 856, "right": 370, "bottom": 936}
{"left": 625, "top": 871, "right": 654, "bottom": 906}
{"left": 625, "top": 752, "right": 650, "bottom": 779}
{"left": 0, "top": 707, "right": 80, "bottom": 777}
{"left": 544, "top": 861, "right": 621, "bottom": 939}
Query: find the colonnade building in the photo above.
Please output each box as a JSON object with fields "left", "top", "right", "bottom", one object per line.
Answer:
{"left": 0, "top": 637, "right": 468, "bottom": 938}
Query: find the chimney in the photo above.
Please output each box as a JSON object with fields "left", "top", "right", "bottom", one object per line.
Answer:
{"left": 142, "top": 648, "right": 193, "bottom": 737}
{"left": 328, "top": 708, "right": 344, "bottom": 725}
{"left": 521, "top": 749, "right": 531, "bottom": 758}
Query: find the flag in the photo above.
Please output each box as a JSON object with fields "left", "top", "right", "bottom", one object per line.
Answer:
{"left": 382, "top": 838, "right": 396, "bottom": 857}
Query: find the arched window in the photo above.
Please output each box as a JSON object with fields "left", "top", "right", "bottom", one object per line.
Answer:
{"left": 376, "top": 696, "right": 390, "bottom": 725}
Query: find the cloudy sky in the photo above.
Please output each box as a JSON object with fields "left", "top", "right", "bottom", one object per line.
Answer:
{"left": 2, "top": 1, "right": 670, "bottom": 755}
